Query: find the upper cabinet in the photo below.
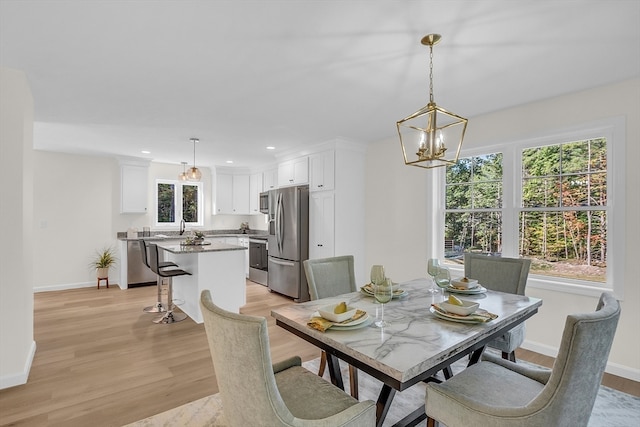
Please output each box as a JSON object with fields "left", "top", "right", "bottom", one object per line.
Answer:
{"left": 309, "top": 150, "right": 335, "bottom": 192}
{"left": 262, "top": 168, "right": 278, "bottom": 191}
{"left": 249, "top": 173, "right": 263, "bottom": 214}
{"left": 120, "top": 162, "right": 149, "bottom": 213}
{"left": 278, "top": 156, "right": 308, "bottom": 187}
{"left": 215, "top": 173, "right": 250, "bottom": 214}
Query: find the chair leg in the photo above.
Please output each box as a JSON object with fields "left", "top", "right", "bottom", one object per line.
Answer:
{"left": 502, "top": 351, "right": 517, "bottom": 362}
{"left": 154, "top": 277, "right": 187, "bottom": 324}
{"left": 318, "top": 351, "right": 327, "bottom": 377}
{"left": 143, "top": 276, "right": 166, "bottom": 313}
{"left": 348, "top": 365, "right": 358, "bottom": 399}
{"left": 427, "top": 416, "right": 437, "bottom": 427}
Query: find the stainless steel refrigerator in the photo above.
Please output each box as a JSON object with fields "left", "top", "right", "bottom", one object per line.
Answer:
{"left": 268, "top": 185, "right": 310, "bottom": 302}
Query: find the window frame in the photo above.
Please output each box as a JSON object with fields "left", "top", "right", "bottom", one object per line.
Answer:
{"left": 434, "top": 117, "right": 625, "bottom": 299}
{"left": 154, "top": 179, "right": 204, "bottom": 228}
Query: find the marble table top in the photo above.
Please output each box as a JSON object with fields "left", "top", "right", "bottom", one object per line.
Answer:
{"left": 272, "top": 278, "right": 542, "bottom": 387}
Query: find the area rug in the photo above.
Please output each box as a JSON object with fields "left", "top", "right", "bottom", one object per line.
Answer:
{"left": 124, "top": 357, "right": 640, "bottom": 427}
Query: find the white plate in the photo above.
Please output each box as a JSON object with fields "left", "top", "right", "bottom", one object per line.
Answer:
{"left": 360, "top": 285, "right": 408, "bottom": 299}
{"left": 331, "top": 314, "right": 372, "bottom": 330}
{"left": 430, "top": 306, "right": 484, "bottom": 324}
{"left": 446, "top": 284, "right": 487, "bottom": 295}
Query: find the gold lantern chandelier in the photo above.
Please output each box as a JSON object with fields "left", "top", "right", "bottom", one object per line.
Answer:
{"left": 396, "top": 34, "right": 467, "bottom": 169}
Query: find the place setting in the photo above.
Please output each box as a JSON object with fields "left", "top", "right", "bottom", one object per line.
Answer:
{"left": 307, "top": 301, "right": 372, "bottom": 332}
{"left": 430, "top": 294, "right": 498, "bottom": 324}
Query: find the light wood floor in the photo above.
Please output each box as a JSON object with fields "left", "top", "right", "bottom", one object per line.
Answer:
{"left": 0, "top": 282, "right": 637, "bottom": 427}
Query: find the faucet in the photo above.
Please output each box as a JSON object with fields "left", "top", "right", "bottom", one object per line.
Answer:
{"left": 179, "top": 219, "right": 186, "bottom": 235}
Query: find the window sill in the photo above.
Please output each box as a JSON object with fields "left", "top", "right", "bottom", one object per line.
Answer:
{"left": 444, "top": 265, "right": 619, "bottom": 300}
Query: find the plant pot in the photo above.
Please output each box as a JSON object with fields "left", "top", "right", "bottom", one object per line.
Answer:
{"left": 97, "top": 267, "right": 109, "bottom": 279}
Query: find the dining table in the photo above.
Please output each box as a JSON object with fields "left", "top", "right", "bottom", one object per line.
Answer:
{"left": 271, "top": 278, "right": 543, "bottom": 427}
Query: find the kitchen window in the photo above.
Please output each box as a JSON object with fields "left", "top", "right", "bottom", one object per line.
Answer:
{"left": 155, "top": 180, "right": 203, "bottom": 227}
{"left": 440, "top": 117, "right": 625, "bottom": 297}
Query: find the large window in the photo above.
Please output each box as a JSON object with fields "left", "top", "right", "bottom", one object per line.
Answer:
{"left": 155, "top": 180, "right": 203, "bottom": 227}
{"left": 442, "top": 118, "right": 624, "bottom": 294}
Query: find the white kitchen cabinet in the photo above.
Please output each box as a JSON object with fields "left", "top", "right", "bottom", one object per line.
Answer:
{"left": 249, "top": 173, "right": 263, "bottom": 214}
{"left": 215, "top": 173, "right": 233, "bottom": 214}
{"left": 262, "top": 168, "right": 278, "bottom": 191}
{"left": 309, "top": 192, "right": 335, "bottom": 259}
{"left": 232, "top": 175, "right": 250, "bottom": 214}
{"left": 309, "top": 150, "right": 335, "bottom": 192}
{"left": 277, "top": 156, "right": 308, "bottom": 187}
{"left": 120, "top": 164, "right": 148, "bottom": 213}
{"left": 238, "top": 236, "right": 250, "bottom": 277}
{"left": 215, "top": 173, "right": 250, "bottom": 214}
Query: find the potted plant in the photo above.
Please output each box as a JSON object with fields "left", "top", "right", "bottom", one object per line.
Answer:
{"left": 194, "top": 231, "right": 205, "bottom": 244}
{"left": 92, "top": 247, "right": 117, "bottom": 279}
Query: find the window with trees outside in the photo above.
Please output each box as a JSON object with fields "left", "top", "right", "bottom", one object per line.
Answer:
{"left": 442, "top": 118, "right": 625, "bottom": 293}
{"left": 155, "top": 180, "right": 203, "bottom": 227}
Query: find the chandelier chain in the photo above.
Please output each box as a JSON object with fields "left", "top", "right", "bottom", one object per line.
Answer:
{"left": 429, "top": 44, "right": 434, "bottom": 104}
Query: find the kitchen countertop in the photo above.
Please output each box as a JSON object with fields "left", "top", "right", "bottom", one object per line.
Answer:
{"left": 117, "top": 230, "right": 269, "bottom": 241}
{"left": 157, "top": 241, "right": 247, "bottom": 254}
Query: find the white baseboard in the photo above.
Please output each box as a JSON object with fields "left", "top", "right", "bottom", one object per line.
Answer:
{"left": 0, "top": 340, "right": 36, "bottom": 390}
{"left": 523, "top": 340, "right": 640, "bottom": 382}
{"left": 34, "top": 281, "right": 96, "bottom": 293}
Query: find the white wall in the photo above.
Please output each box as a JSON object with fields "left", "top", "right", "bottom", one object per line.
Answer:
{"left": 0, "top": 68, "right": 35, "bottom": 389}
{"left": 365, "top": 78, "right": 640, "bottom": 380}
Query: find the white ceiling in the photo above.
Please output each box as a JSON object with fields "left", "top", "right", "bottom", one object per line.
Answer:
{"left": 1, "top": 0, "right": 639, "bottom": 169}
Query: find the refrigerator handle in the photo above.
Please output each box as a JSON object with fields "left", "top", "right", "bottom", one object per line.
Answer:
{"left": 277, "top": 192, "right": 284, "bottom": 253}
{"left": 269, "top": 258, "right": 295, "bottom": 267}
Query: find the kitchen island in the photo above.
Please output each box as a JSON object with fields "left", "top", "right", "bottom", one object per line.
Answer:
{"left": 156, "top": 241, "right": 247, "bottom": 324}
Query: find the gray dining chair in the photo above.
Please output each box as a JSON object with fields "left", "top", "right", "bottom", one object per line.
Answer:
{"left": 199, "top": 290, "right": 376, "bottom": 427}
{"left": 464, "top": 253, "right": 531, "bottom": 361}
{"left": 425, "top": 292, "right": 620, "bottom": 427}
{"left": 303, "top": 255, "right": 360, "bottom": 398}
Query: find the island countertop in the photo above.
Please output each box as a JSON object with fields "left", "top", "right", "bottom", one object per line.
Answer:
{"left": 157, "top": 241, "right": 247, "bottom": 254}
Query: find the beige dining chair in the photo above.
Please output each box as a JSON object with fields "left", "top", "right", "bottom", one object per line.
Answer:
{"left": 303, "top": 255, "right": 360, "bottom": 398}
{"left": 199, "top": 290, "right": 376, "bottom": 427}
{"left": 425, "top": 292, "right": 620, "bottom": 427}
{"left": 464, "top": 253, "right": 531, "bottom": 361}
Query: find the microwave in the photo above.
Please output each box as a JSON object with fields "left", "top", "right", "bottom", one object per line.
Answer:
{"left": 259, "top": 191, "right": 269, "bottom": 214}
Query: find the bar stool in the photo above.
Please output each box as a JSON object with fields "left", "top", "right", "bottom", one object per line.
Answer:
{"left": 139, "top": 239, "right": 178, "bottom": 313}
{"left": 148, "top": 243, "right": 191, "bottom": 324}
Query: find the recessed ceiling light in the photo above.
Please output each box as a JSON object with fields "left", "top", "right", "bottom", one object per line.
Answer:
{"left": 226, "top": 160, "right": 233, "bottom": 164}
{"left": 266, "top": 146, "right": 275, "bottom": 150}
{"left": 141, "top": 150, "right": 151, "bottom": 154}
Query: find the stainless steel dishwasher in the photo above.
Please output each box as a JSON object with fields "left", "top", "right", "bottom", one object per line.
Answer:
{"left": 127, "top": 240, "right": 157, "bottom": 286}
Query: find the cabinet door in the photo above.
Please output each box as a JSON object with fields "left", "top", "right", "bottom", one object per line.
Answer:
{"left": 121, "top": 165, "right": 148, "bottom": 213}
{"left": 232, "top": 175, "right": 250, "bottom": 214}
{"left": 309, "top": 151, "right": 335, "bottom": 192}
{"left": 215, "top": 174, "right": 233, "bottom": 214}
{"left": 292, "top": 156, "right": 309, "bottom": 185}
{"left": 263, "top": 168, "right": 277, "bottom": 191}
{"left": 309, "top": 192, "right": 335, "bottom": 259}
{"left": 278, "top": 161, "right": 294, "bottom": 187}
{"left": 249, "top": 173, "right": 263, "bottom": 214}
{"left": 278, "top": 157, "right": 309, "bottom": 187}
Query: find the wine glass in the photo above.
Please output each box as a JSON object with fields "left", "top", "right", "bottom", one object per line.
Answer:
{"left": 426, "top": 258, "right": 440, "bottom": 294}
{"left": 374, "top": 278, "right": 393, "bottom": 327}
{"left": 370, "top": 265, "right": 389, "bottom": 327}
{"left": 435, "top": 266, "right": 451, "bottom": 289}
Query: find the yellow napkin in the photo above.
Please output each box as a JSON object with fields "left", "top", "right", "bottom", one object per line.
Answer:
{"left": 431, "top": 303, "right": 498, "bottom": 322}
{"left": 307, "top": 309, "right": 367, "bottom": 332}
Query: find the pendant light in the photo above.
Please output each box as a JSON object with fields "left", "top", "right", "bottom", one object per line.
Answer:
{"left": 396, "top": 34, "right": 468, "bottom": 169}
{"left": 178, "top": 161, "right": 189, "bottom": 181}
{"left": 187, "top": 137, "right": 202, "bottom": 181}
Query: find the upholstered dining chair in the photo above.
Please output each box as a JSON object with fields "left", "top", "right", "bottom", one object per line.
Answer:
{"left": 199, "top": 290, "right": 376, "bottom": 427}
{"left": 464, "top": 253, "right": 531, "bottom": 361}
{"left": 425, "top": 292, "right": 620, "bottom": 427}
{"left": 303, "top": 255, "right": 359, "bottom": 398}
